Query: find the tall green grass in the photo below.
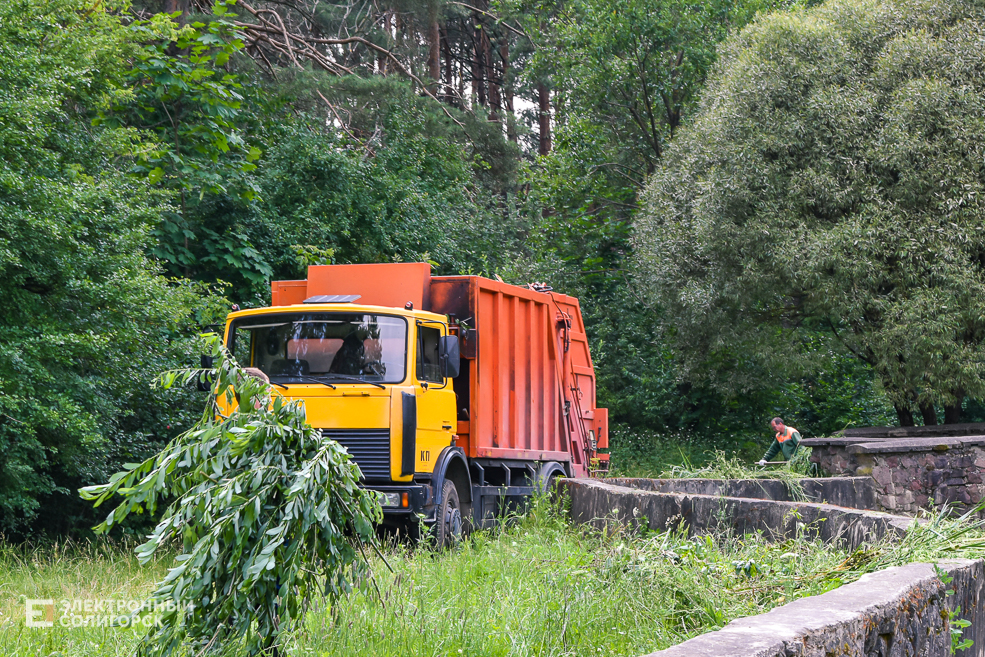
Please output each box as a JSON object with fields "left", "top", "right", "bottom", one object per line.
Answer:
{"left": 605, "top": 426, "right": 770, "bottom": 479}
{"left": 0, "top": 539, "right": 169, "bottom": 655}
{"left": 289, "top": 500, "right": 851, "bottom": 656}
{"left": 2, "top": 498, "right": 983, "bottom": 657}
{"left": 659, "top": 450, "right": 817, "bottom": 480}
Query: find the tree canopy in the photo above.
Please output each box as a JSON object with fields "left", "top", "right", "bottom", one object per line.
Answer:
{"left": 4, "top": 0, "right": 983, "bottom": 535}
{"left": 635, "top": 0, "right": 985, "bottom": 426}
{"left": 0, "top": 0, "right": 224, "bottom": 535}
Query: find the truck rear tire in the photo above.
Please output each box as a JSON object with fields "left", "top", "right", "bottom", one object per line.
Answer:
{"left": 435, "top": 479, "right": 463, "bottom": 548}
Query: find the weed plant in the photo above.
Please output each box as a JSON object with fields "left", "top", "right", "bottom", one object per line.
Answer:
{"left": 604, "top": 426, "right": 709, "bottom": 478}
{"left": 0, "top": 539, "right": 169, "bottom": 653}
{"left": 859, "top": 501, "right": 985, "bottom": 573}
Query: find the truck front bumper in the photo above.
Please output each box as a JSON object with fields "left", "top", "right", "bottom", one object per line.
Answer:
{"left": 366, "top": 484, "right": 433, "bottom": 520}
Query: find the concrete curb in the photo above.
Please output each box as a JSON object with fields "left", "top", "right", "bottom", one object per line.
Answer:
{"left": 643, "top": 559, "right": 983, "bottom": 657}
{"left": 606, "top": 477, "right": 879, "bottom": 510}
{"left": 560, "top": 478, "right": 913, "bottom": 551}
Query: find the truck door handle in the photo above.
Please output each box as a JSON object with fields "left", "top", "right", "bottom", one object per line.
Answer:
{"left": 442, "top": 424, "right": 453, "bottom": 430}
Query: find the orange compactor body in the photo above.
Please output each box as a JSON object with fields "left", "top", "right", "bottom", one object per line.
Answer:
{"left": 237, "top": 263, "right": 608, "bottom": 533}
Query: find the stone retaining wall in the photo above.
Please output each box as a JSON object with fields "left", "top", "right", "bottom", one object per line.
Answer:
{"left": 803, "top": 435, "right": 985, "bottom": 515}
{"left": 560, "top": 478, "right": 984, "bottom": 657}
{"left": 843, "top": 422, "right": 985, "bottom": 439}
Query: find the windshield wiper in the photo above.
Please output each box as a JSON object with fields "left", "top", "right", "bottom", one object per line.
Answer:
{"left": 321, "top": 374, "right": 386, "bottom": 389}
{"left": 273, "top": 375, "right": 337, "bottom": 389}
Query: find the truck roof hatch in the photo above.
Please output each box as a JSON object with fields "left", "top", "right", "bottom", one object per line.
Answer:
{"left": 303, "top": 294, "right": 361, "bottom": 304}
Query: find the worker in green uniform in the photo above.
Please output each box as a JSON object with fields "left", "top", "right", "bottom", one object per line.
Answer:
{"left": 757, "top": 417, "right": 801, "bottom": 465}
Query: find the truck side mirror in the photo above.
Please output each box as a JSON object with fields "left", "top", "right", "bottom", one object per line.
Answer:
{"left": 438, "top": 335, "right": 460, "bottom": 379}
{"left": 197, "top": 354, "right": 215, "bottom": 392}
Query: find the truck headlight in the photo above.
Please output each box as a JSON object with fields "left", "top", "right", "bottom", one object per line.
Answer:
{"left": 381, "top": 492, "right": 402, "bottom": 508}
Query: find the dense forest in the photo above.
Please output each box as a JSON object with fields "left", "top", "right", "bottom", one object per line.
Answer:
{"left": 2, "top": 0, "right": 984, "bottom": 537}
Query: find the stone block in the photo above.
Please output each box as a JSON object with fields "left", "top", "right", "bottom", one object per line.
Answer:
{"left": 566, "top": 477, "right": 985, "bottom": 657}
{"left": 872, "top": 466, "right": 893, "bottom": 486}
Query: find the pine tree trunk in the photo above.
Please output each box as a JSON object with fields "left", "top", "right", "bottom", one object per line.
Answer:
{"left": 441, "top": 27, "right": 450, "bottom": 100}
{"left": 379, "top": 11, "right": 391, "bottom": 75}
{"left": 428, "top": 2, "right": 441, "bottom": 93}
{"left": 483, "top": 30, "right": 498, "bottom": 120}
{"left": 165, "top": 0, "right": 189, "bottom": 23}
{"left": 472, "top": 16, "right": 485, "bottom": 107}
{"left": 537, "top": 82, "right": 552, "bottom": 155}
{"left": 457, "top": 38, "right": 466, "bottom": 105}
{"left": 501, "top": 40, "right": 516, "bottom": 141}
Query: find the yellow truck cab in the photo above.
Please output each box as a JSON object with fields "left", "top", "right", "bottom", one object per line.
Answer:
{"left": 223, "top": 299, "right": 462, "bottom": 536}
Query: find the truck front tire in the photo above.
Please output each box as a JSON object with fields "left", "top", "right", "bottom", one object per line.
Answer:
{"left": 435, "top": 479, "right": 462, "bottom": 548}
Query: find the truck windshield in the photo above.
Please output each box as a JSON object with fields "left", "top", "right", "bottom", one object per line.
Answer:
{"left": 227, "top": 313, "right": 407, "bottom": 384}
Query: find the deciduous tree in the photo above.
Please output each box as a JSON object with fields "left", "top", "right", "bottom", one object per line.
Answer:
{"left": 636, "top": 0, "right": 985, "bottom": 425}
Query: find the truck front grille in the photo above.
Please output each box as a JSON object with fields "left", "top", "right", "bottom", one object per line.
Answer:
{"left": 322, "top": 429, "right": 391, "bottom": 482}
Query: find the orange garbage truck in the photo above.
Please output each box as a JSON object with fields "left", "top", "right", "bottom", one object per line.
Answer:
{"left": 220, "top": 263, "right": 608, "bottom": 544}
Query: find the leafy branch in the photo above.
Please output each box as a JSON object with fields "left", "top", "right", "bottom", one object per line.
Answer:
{"left": 80, "top": 334, "right": 382, "bottom": 657}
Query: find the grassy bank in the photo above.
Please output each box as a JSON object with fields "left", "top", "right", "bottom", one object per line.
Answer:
{"left": 2, "top": 499, "right": 983, "bottom": 657}
{"left": 0, "top": 504, "right": 857, "bottom": 656}
{"left": 0, "top": 540, "right": 170, "bottom": 654}
{"left": 605, "top": 426, "right": 771, "bottom": 478}
{"left": 605, "top": 426, "right": 818, "bottom": 479}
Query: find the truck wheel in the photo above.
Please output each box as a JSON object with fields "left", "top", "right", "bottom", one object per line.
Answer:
{"left": 435, "top": 479, "right": 462, "bottom": 548}
{"left": 537, "top": 462, "right": 565, "bottom": 495}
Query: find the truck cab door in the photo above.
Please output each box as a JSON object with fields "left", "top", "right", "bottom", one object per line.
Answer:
{"left": 414, "top": 323, "right": 457, "bottom": 474}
